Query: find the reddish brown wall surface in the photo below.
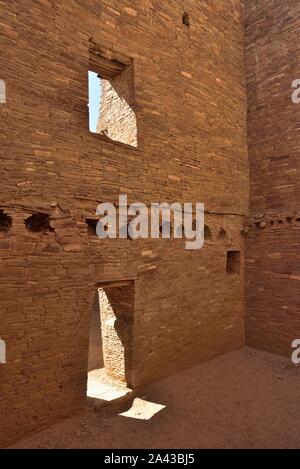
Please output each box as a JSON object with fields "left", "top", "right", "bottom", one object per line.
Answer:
{"left": 245, "top": 0, "right": 300, "bottom": 355}
{"left": 0, "top": 0, "right": 247, "bottom": 447}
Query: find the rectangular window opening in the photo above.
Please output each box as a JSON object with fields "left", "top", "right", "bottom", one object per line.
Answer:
{"left": 88, "top": 40, "right": 137, "bottom": 147}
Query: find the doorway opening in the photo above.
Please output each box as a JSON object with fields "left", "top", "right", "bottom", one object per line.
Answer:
{"left": 87, "top": 280, "right": 135, "bottom": 403}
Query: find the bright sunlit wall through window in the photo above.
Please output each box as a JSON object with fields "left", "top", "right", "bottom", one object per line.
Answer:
{"left": 88, "top": 71, "right": 102, "bottom": 133}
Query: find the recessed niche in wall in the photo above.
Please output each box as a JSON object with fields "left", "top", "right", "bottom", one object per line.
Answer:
{"left": 226, "top": 251, "right": 241, "bottom": 275}
{"left": 182, "top": 12, "right": 190, "bottom": 27}
{"left": 95, "top": 220, "right": 110, "bottom": 237}
{"left": 192, "top": 219, "right": 197, "bottom": 231}
{"left": 25, "top": 213, "right": 53, "bottom": 233}
{"left": 218, "top": 227, "right": 227, "bottom": 239}
{"left": 204, "top": 225, "right": 212, "bottom": 241}
{"left": 86, "top": 218, "right": 98, "bottom": 236}
{"left": 176, "top": 224, "right": 184, "bottom": 238}
{"left": 160, "top": 221, "right": 172, "bottom": 238}
{"left": 175, "top": 221, "right": 203, "bottom": 239}
{"left": 0, "top": 210, "right": 12, "bottom": 233}
{"left": 88, "top": 39, "right": 137, "bottom": 147}
{"left": 127, "top": 222, "right": 137, "bottom": 240}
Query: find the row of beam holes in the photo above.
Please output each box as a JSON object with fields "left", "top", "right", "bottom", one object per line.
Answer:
{"left": 86, "top": 218, "right": 239, "bottom": 274}
{"left": 0, "top": 211, "right": 53, "bottom": 234}
{"left": 87, "top": 218, "right": 226, "bottom": 243}
{"left": 1, "top": 211, "right": 240, "bottom": 275}
{"left": 0, "top": 213, "right": 236, "bottom": 241}
{"left": 5, "top": 214, "right": 238, "bottom": 275}
{"left": 177, "top": 224, "right": 219, "bottom": 241}
{"left": 255, "top": 217, "right": 300, "bottom": 228}
{"left": 86, "top": 219, "right": 173, "bottom": 238}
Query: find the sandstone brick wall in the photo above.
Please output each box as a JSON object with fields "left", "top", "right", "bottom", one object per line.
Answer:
{"left": 245, "top": 0, "right": 300, "bottom": 355}
{"left": 0, "top": 0, "right": 247, "bottom": 447}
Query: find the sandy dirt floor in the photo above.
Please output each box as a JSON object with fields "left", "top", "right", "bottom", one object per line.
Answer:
{"left": 10, "top": 347, "right": 300, "bottom": 449}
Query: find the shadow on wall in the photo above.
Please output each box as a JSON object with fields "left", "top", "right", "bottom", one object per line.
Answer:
{"left": 88, "top": 291, "right": 104, "bottom": 372}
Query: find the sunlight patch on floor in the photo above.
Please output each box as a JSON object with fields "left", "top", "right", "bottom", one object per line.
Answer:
{"left": 119, "top": 398, "right": 166, "bottom": 420}
{"left": 87, "top": 369, "right": 131, "bottom": 402}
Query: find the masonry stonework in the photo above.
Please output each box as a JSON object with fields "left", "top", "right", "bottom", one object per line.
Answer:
{"left": 0, "top": 0, "right": 248, "bottom": 447}
{"left": 245, "top": 0, "right": 300, "bottom": 356}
